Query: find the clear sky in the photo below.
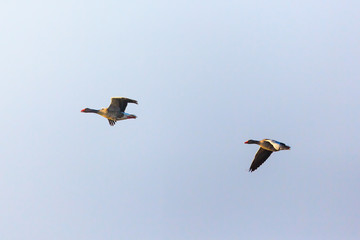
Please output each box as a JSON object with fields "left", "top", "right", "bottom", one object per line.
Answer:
{"left": 1, "top": 1, "right": 360, "bottom": 239}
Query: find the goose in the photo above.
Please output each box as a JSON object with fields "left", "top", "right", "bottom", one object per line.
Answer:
{"left": 81, "top": 97, "right": 138, "bottom": 126}
{"left": 245, "top": 139, "right": 290, "bottom": 172}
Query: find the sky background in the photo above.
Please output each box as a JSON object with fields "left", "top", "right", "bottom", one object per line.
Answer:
{"left": 1, "top": 1, "right": 360, "bottom": 239}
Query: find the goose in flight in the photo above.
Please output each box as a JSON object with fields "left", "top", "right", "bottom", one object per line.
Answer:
{"left": 245, "top": 139, "right": 290, "bottom": 172}
{"left": 81, "top": 97, "right": 138, "bottom": 126}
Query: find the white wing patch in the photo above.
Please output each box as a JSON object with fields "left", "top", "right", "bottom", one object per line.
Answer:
{"left": 266, "top": 139, "right": 281, "bottom": 151}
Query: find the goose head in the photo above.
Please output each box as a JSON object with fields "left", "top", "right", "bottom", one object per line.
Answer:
{"left": 244, "top": 140, "right": 259, "bottom": 144}
{"left": 81, "top": 108, "right": 98, "bottom": 113}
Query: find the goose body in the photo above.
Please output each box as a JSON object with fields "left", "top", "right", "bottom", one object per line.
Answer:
{"left": 245, "top": 139, "right": 290, "bottom": 172}
{"left": 81, "top": 97, "right": 138, "bottom": 126}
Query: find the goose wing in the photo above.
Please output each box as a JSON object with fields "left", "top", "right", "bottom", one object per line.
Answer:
{"left": 249, "top": 148, "right": 273, "bottom": 172}
{"left": 108, "top": 97, "right": 138, "bottom": 112}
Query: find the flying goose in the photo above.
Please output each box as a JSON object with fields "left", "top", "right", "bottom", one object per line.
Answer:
{"left": 245, "top": 139, "right": 290, "bottom": 172}
{"left": 81, "top": 97, "right": 138, "bottom": 126}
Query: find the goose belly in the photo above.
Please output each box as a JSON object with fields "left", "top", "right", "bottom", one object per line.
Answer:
{"left": 98, "top": 111, "right": 123, "bottom": 121}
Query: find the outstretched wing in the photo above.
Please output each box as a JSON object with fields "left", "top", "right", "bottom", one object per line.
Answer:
{"left": 108, "top": 97, "right": 138, "bottom": 112}
{"left": 249, "top": 148, "right": 273, "bottom": 172}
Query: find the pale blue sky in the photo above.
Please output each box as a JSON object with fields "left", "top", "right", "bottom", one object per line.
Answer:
{"left": 1, "top": 1, "right": 360, "bottom": 239}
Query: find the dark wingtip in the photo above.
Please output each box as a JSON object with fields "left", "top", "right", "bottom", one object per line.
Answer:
{"left": 130, "top": 99, "right": 138, "bottom": 104}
